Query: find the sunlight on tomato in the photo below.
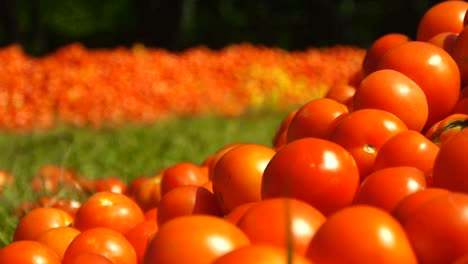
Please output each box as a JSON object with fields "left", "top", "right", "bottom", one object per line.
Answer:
{"left": 0, "top": 240, "right": 61, "bottom": 264}
{"left": 35, "top": 226, "right": 81, "bottom": 260}
{"left": 212, "top": 244, "right": 312, "bottom": 264}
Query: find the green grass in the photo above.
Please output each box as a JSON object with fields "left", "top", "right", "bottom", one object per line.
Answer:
{"left": 0, "top": 110, "right": 290, "bottom": 246}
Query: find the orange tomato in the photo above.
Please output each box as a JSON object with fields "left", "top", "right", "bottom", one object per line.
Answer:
{"left": 160, "top": 161, "right": 209, "bottom": 195}
{"left": 306, "top": 205, "right": 417, "bottom": 264}
{"left": 452, "top": 23, "right": 468, "bottom": 83}
{"left": 237, "top": 198, "right": 326, "bottom": 256}
{"left": 143, "top": 215, "right": 250, "bottom": 264}
{"left": 92, "top": 176, "right": 128, "bottom": 194}
{"left": 124, "top": 219, "right": 158, "bottom": 264}
{"left": 416, "top": 0, "right": 468, "bottom": 41}
{"left": 62, "top": 227, "right": 137, "bottom": 264}
{"left": 212, "top": 244, "right": 312, "bottom": 264}
{"left": 35, "top": 226, "right": 81, "bottom": 260}
{"left": 286, "top": 98, "right": 348, "bottom": 142}
{"left": 132, "top": 175, "right": 162, "bottom": 211}
{"left": 223, "top": 202, "right": 258, "bottom": 225}
{"left": 425, "top": 113, "right": 468, "bottom": 145}
{"left": 0, "top": 240, "right": 61, "bottom": 264}
{"left": 329, "top": 108, "right": 408, "bottom": 179}
{"left": 272, "top": 110, "right": 297, "bottom": 150}
{"left": 207, "top": 143, "right": 243, "bottom": 180}
{"left": 325, "top": 82, "right": 356, "bottom": 107}
{"left": 65, "top": 253, "right": 113, "bottom": 264}
{"left": 73, "top": 191, "right": 145, "bottom": 234}
{"left": 427, "top": 32, "right": 458, "bottom": 54}
{"left": 212, "top": 143, "right": 276, "bottom": 213}
{"left": 261, "top": 137, "right": 359, "bottom": 216}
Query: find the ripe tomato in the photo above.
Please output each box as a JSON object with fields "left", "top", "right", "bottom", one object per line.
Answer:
{"left": 416, "top": 0, "right": 468, "bottom": 41}
{"left": 92, "top": 176, "right": 128, "bottom": 194}
{"left": 0, "top": 170, "right": 14, "bottom": 193}
{"left": 212, "top": 143, "right": 276, "bottom": 213}
{"left": 132, "top": 175, "right": 162, "bottom": 211}
{"left": 212, "top": 244, "right": 312, "bottom": 264}
{"left": 362, "top": 33, "right": 410, "bottom": 76}
{"left": 144, "top": 207, "right": 158, "bottom": 220}
{"left": 392, "top": 187, "right": 450, "bottom": 225}
{"left": 452, "top": 24, "right": 468, "bottom": 83}
{"left": 237, "top": 198, "right": 326, "bottom": 256}
{"left": 329, "top": 108, "right": 408, "bottom": 179}
{"left": 427, "top": 32, "right": 458, "bottom": 54}
{"left": 432, "top": 128, "right": 468, "bottom": 192}
{"left": 144, "top": 215, "right": 250, "bottom": 264}
{"left": 306, "top": 205, "right": 417, "bottom": 264}
{"left": 73, "top": 191, "right": 145, "bottom": 234}
{"left": 0, "top": 240, "right": 61, "bottom": 264}
{"left": 223, "top": 202, "right": 258, "bottom": 225}
{"left": 376, "top": 41, "right": 460, "bottom": 129}
{"left": 207, "top": 143, "right": 243, "bottom": 180}
{"left": 353, "top": 69, "right": 429, "bottom": 131}
{"left": 272, "top": 110, "right": 297, "bottom": 150}
{"left": 373, "top": 130, "right": 439, "bottom": 179}
{"left": 35, "top": 226, "right": 81, "bottom": 260}
{"left": 325, "top": 83, "right": 356, "bottom": 108}
{"left": 124, "top": 219, "right": 158, "bottom": 264}
{"left": 157, "top": 185, "right": 222, "bottom": 226}
{"left": 65, "top": 253, "right": 113, "bottom": 264}
{"left": 425, "top": 113, "right": 468, "bottom": 145}
{"left": 160, "top": 161, "right": 209, "bottom": 195}
{"left": 353, "top": 166, "right": 427, "bottom": 212}
{"left": 286, "top": 98, "right": 348, "bottom": 142}
{"left": 63, "top": 227, "right": 137, "bottom": 264}
{"left": 403, "top": 192, "right": 468, "bottom": 263}
{"left": 13, "top": 207, "right": 73, "bottom": 241}
{"left": 261, "top": 137, "right": 359, "bottom": 216}
{"left": 31, "top": 164, "right": 81, "bottom": 194}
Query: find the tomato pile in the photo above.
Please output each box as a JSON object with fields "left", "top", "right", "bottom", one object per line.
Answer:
{"left": 3, "top": 1, "right": 468, "bottom": 264}
{"left": 0, "top": 42, "right": 363, "bottom": 132}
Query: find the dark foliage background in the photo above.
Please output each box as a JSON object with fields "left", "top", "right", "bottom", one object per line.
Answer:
{"left": 0, "top": 0, "right": 443, "bottom": 55}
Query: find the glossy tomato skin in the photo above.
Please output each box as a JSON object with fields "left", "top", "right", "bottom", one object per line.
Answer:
{"left": 425, "top": 113, "right": 468, "bottom": 145}
{"left": 0, "top": 240, "right": 61, "bottom": 264}
{"left": 427, "top": 32, "right": 458, "bottom": 54}
{"left": 326, "top": 83, "right": 356, "bottom": 107}
{"left": 353, "top": 69, "right": 428, "bottom": 131}
{"left": 306, "top": 205, "right": 417, "bottom": 264}
{"left": 328, "top": 108, "right": 408, "bottom": 179}
{"left": 272, "top": 110, "right": 297, "bottom": 150}
{"left": 236, "top": 198, "right": 326, "bottom": 256}
{"left": 212, "top": 244, "right": 312, "bottom": 264}
{"left": 65, "top": 253, "right": 114, "bottom": 264}
{"left": 223, "top": 202, "right": 258, "bottom": 225}
{"left": 416, "top": 0, "right": 468, "bottom": 41}
{"left": 261, "top": 137, "right": 359, "bottom": 216}
{"left": 35, "top": 226, "right": 81, "bottom": 260}
{"left": 452, "top": 24, "right": 468, "bottom": 83}
{"left": 376, "top": 41, "right": 460, "bottom": 129}
{"left": 160, "top": 161, "right": 209, "bottom": 195}
{"left": 403, "top": 192, "right": 468, "bottom": 264}
{"left": 143, "top": 215, "right": 250, "bottom": 264}
{"left": 432, "top": 128, "right": 468, "bottom": 192}
{"left": 124, "top": 219, "right": 158, "bottom": 264}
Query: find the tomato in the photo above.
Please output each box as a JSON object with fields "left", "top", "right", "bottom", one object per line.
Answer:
{"left": 452, "top": 23, "right": 468, "bottom": 83}
{"left": 143, "top": 207, "right": 158, "bottom": 221}
{"left": 65, "top": 253, "right": 113, "bottom": 264}
{"left": 212, "top": 143, "right": 276, "bottom": 213}
{"left": 403, "top": 192, "right": 468, "bottom": 263}
{"left": 286, "top": 98, "right": 348, "bottom": 142}
{"left": 212, "top": 244, "right": 312, "bottom": 264}
{"left": 425, "top": 113, "right": 468, "bottom": 145}
{"left": 329, "top": 108, "right": 408, "bottom": 179}
{"left": 416, "top": 0, "right": 468, "bottom": 41}
{"left": 13, "top": 207, "right": 73, "bottom": 241}
{"left": 63, "top": 227, "right": 137, "bottom": 264}
{"left": 73, "top": 191, "right": 145, "bottom": 234}
{"left": 132, "top": 175, "right": 162, "bottom": 211}
{"left": 353, "top": 166, "right": 426, "bottom": 212}
{"left": 207, "top": 143, "right": 244, "bottom": 180}
{"left": 272, "top": 110, "right": 297, "bottom": 150}
{"left": 325, "top": 83, "right": 356, "bottom": 108}
{"left": 223, "top": 202, "right": 258, "bottom": 225}
{"left": 432, "top": 128, "right": 468, "bottom": 192}
{"left": 160, "top": 161, "right": 209, "bottom": 195}
{"left": 143, "top": 215, "right": 250, "bottom": 264}
{"left": 392, "top": 187, "right": 450, "bottom": 225}
{"left": 0, "top": 170, "right": 14, "bottom": 193}
{"left": 427, "top": 32, "right": 458, "bottom": 54}
{"left": 31, "top": 164, "right": 81, "bottom": 194}
{"left": 157, "top": 185, "right": 222, "bottom": 226}
{"left": 237, "top": 198, "right": 326, "bottom": 256}
{"left": 35, "top": 226, "right": 81, "bottom": 260}
{"left": 353, "top": 69, "right": 429, "bottom": 131}
{"left": 128, "top": 176, "right": 151, "bottom": 198}
{"left": 306, "top": 205, "right": 417, "bottom": 264}
{"left": 0, "top": 240, "right": 61, "bottom": 264}
{"left": 376, "top": 41, "right": 460, "bottom": 129}
{"left": 261, "top": 137, "right": 359, "bottom": 216}
{"left": 92, "top": 176, "right": 128, "bottom": 194}
{"left": 124, "top": 219, "right": 158, "bottom": 264}
{"left": 362, "top": 33, "right": 411, "bottom": 76}
{"left": 373, "top": 130, "right": 439, "bottom": 179}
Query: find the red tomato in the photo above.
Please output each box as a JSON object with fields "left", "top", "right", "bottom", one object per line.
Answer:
{"left": 286, "top": 98, "right": 349, "bottom": 142}
{"left": 272, "top": 110, "right": 297, "bottom": 150}
{"left": 329, "top": 108, "right": 408, "bottom": 179}
{"left": 0, "top": 240, "right": 61, "bottom": 264}
{"left": 432, "top": 128, "right": 468, "bottom": 192}
{"left": 212, "top": 143, "right": 276, "bottom": 213}
{"left": 143, "top": 215, "right": 250, "bottom": 264}
{"left": 160, "top": 161, "right": 209, "bottom": 195}
{"left": 373, "top": 130, "right": 439, "bottom": 179}
{"left": 427, "top": 32, "right": 458, "bottom": 54}
{"left": 306, "top": 205, "right": 417, "bottom": 264}
{"left": 425, "top": 113, "right": 468, "bottom": 145}
{"left": 157, "top": 185, "right": 222, "bottom": 226}
{"left": 376, "top": 41, "right": 460, "bottom": 129}
{"left": 325, "top": 83, "right": 356, "bottom": 108}
{"left": 403, "top": 192, "right": 468, "bottom": 263}
{"left": 132, "top": 175, "right": 162, "bottom": 211}
{"left": 237, "top": 198, "right": 326, "bottom": 256}
{"left": 124, "top": 219, "right": 158, "bottom": 264}
{"left": 13, "top": 207, "right": 73, "bottom": 241}
{"left": 362, "top": 33, "right": 411, "bottom": 76}
{"left": 223, "top": 202, "right": 258, "bottom": 225}
{"left": 35, "top": 226, "right": 81, "bottom": 260}
{"left": 353, "top": 166, "right": 427, "bottom": 212}
{"left": 62, "top": 227, "right": 137, "bottom": 264}
{"left": 212, "top": 244, "right": 312, "bottom": 264}
{"left": 65, "top": 253, "right": 113, "bottom": 264}
{"left": 143, "top": 207, "right": 158, "bottom": 221}
{"left": 353, "top": 69, "right": 429, "bottom": 131}
{"left": 73, "top": 191, "right": 145, "bottom": 234}
{"left": 0, "top": 170, "right": 14, "bottom": 193}
{"left": 261, "top": 137, "right": 359, "bottom": 216}
{"left": 416, "top": 0, "right": 468, "bottom": 41}
{"left": 207, "top": 143, "right": 243, "bottom": 180}
{"left": 452, "top": 23, "right": 468, "bottom": 83}
{"left": 92, "top": 176, "right": 128, "bottom": 194}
